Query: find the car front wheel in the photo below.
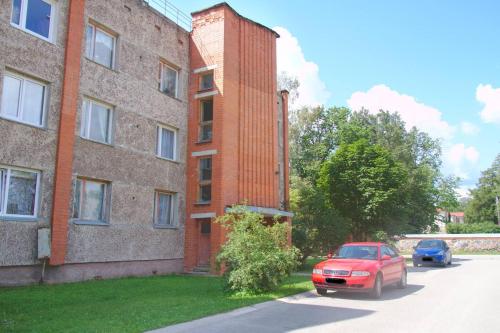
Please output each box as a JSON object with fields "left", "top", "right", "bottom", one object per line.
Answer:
{"left": 397, "top": 269, "right": 407, "bottom": 289}
{"left": 316, "top": 288, "right": 327, "bottom": 295}
{"left": 371, "top": 274, "right": 383, "bottom": 299}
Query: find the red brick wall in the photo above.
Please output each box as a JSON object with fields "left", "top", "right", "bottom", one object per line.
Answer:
{"left": 185, "top": 4, "right": 282, "bottom": 273}
{"left": 49, "top": 0, "right": 86, "bottom": 266}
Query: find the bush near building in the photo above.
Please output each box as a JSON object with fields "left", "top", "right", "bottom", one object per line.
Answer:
{"left": 216, "top": 206, "right": 301, "bottom": 293}
{"left": 446, "top": 222, "right": 500, "bottom": 234}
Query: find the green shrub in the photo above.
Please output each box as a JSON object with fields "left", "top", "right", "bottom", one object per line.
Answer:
{"left": 446, "top": 222, "right": 500, "bottom": 234}
{"left": 216, "top": 206, "right": 301, "bottom": 293}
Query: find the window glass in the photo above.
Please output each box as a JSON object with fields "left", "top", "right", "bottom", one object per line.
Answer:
{"left": 1, "top": 76, "right": 21, "bottom": 118}
{"left": 0, "top": 169, "right": 6, "bottom": 213}
{"left": 89, "top": 103, "right": 110, "bottom": 143}
{"left": 22, "top": 80, "right": 45, "bottom": 125}
{"left": 25, "top": 0, "right": 52, "bottom": 39}
{"left": 94, "top": 29, "right": 114, "bottom": 68}
{"left": 78, "top": 180, "right": 106, "bottom": 222}
{"left": 81, "top": 99, "right": 112, "bottom": 144}
{"left": 200, "top": 158, "right": 212, "bottom": 181}
{"left": 159, "top": 127, "right": 175, "bottom": 160}
{"left": 72, "top": 178, "right": 81, "bottom": 219}
{"left": 1, "top": 74, "right": 46, "bottom": 127}
{"left": 6, "top": 169, "right": 37, "bottom": 216}
{"left": 156, "top": 192, "right": 173, "bottom": 226}
{"left": 201, "top": 100, "right": 213, "bottom": 121}
{"left": 199, "top": 100, "right": 213, "bottom": 141}
{"left": 85, "top": 25, "right": 94, "bottom": 59}
{"left": 161, "top": 64, "right": 178, "bottom": 98}
{"left": 200, "top": 73, "right": 214, "bottom": 90}
{"left": 199, "top": 184, "right": 211, "bottom": 202}
{"left": 11, "top": 0, "right": 22, "bottom": 25}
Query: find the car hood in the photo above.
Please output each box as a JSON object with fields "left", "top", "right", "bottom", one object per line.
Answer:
{"left": 320, "top": 259, "right": 376, "bottom": 271}
{"left": 414, "top": 248, "right": 443, "bottom": 255}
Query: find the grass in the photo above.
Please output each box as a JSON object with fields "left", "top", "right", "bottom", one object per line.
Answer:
{"left": 0, "top": 274, "right": 313, "bottom": 333}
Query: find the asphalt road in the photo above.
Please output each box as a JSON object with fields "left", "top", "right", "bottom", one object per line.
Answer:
{"left": 150, "top": 255, "right": 500, "bottom": 333}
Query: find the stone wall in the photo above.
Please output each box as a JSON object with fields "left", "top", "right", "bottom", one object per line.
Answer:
{"left": 396, "top": 234, "right": 500, "bottom": 253}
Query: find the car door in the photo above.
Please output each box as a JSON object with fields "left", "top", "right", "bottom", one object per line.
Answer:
{"left": 380, "top": 246, "right": 396, "bottom": 283}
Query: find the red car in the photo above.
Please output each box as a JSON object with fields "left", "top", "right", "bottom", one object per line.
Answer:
{"left": 311, "top": 242, "right": 407, "bottom": 298}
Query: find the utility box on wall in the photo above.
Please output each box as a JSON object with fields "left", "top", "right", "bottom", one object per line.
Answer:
{"left": 37, "top": 228, "right": 51, "bottom": 259}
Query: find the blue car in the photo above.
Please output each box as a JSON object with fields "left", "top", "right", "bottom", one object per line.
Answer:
{"left": 412, "top": 239, "right": 452, "bottom": 267}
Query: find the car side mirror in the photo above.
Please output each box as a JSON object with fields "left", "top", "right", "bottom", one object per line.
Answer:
{"left": 412, "top": 246, "right": 416, "bottom": 250}
{"left": 381, "top": 255, "right": 391, "bottom": 261}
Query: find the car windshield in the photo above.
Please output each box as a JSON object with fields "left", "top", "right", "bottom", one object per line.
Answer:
{"left": 416, "top": 240, "right": 443, "bottom": 248}
{"left": 335, "top": 245, "right": 378, "bottom": 260}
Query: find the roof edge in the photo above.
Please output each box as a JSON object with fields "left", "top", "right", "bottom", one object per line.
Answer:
{"left": 191, "top": 2, "right": 280, "bottom": 38}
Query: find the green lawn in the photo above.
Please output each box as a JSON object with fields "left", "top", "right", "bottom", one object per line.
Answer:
{"left": 0, "top": 274, "right": 313, "bottom": 333}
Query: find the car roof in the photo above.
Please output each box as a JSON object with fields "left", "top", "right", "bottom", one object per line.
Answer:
{"left": 343, "top": 242, "right": 384, "bottom": 246}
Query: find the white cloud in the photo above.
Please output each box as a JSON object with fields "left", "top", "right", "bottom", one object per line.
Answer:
{"left": 476, "top": 84, "right": 500, "bottom": 124}
{"left": 455, "top": 186, "right": 472, "bottom": 199}
{"left": 274, "top": 26, "right": 330, "bottom": 107}
{"left": 460, "top": 122, "right": 479, "bottom": 135}
{"left": 443, "top": 143, "right": 480, "bottom": 180}
{"left": 347, "top": 84, "right": 455, "bottom": 140}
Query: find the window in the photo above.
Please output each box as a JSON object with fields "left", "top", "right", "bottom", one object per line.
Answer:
{"left": 381, "top": 246, "right": 397, "bottom": 258}
{"left": 157, "top": 125, "right": 177, "bottom": 160}
{"left": 85, "top": 22, "right": 116, "bottom": 69}
{"left": 160, "top": 62, "right": 178, "bottom": 98}
{"left": 11, "top": 0, "right": 56, "bottom": 41}
{"left": 199, "top": 72, "right": 214, "bottom": 91}
{"left": 72, "top": 178, "right": 109, "bottom": 224}
{"left": 199, "top": 99, "right": 213, "bottom": 142}
{"left": 1, "top": 72, "right": 47, "bottom": 127}
{"left": 80, "top": 98, "right": 113, "bottom": 144}
{"left": 154, "top": 191, "right": 176, "bottom": 227}
{"left": 0, "top": 166, "right": 40, "bottom": 218}
{"left": 198, "top": 158, "right": 212, "bottom": 203}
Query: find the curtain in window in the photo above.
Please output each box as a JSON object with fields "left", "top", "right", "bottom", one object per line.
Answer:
{"left": 89, "top": 103, "right": 110, "bottom": 143}
{"left": 11, "top": 0, "right": 22, "bottom": 25}
{"left": 157, "top": 193, "right": 172, "bottom": 225}
{"left": 94, "top": 30, "right": 114, "bottom": 68}
{"left": 6, "top": 170, "right": 37, "bottom": 216}
{"left": 160, "top": 128, "right": 175, "bottom": 159}
{"left": 2, "top": 76, "right": 21, "bottom": 118}
{"left": 81, "top": 181, "right": 105, "bottom": 221}
{"left": 162, "top": 66, "right": 177, "bottom": 97}
{"left": 22, "top": 80, "right": 44, "bottom": 125}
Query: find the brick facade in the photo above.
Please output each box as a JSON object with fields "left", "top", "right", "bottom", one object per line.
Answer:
{"left": 0, "top": 1, "right": 290, "bottom": 284}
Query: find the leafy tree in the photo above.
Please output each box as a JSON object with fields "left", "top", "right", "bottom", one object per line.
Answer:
{"left": 216, "top": 206, "right": 300, "bottom": 293}
{"left": 289, "top": 106, "right": 350, "bottom": 258}
{"left": 435, "top": 175, "right": 461, "bottom": 223}
{"left": 465, "top": 154, "right": 500, "bottom": 224}
{"left": 320, "top": 139, "right": 407, "bottom": 241}
{"left": 277, "top": 71, "right": 300, "bottom": 106}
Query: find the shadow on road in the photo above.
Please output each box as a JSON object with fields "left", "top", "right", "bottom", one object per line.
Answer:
{"left": 408, "top": 262, "right": 462, "bottom": 273}
{"left": 325, "top": 284, "right": 424, "bottom": 301}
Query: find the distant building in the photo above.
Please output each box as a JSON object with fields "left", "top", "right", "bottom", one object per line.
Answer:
{"left": 0, "top": 0, "right": 291, "bottom": 285}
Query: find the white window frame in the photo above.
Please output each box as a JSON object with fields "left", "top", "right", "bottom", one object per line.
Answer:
{"left": 156, "top": 124, "right": 178, "bottom": 161}
{"left": 154, "top": 191, "right": 177, "bottom": 227}
{"left": 0, "top": 165, "right": 41, "bottom": 219}
{"left": 85, "top": 22, "right": 117, "bottom": 69}
{"left": 160, "top": 62, "right": 179, "bottom": 99}
{"left": 10, "top": 0, "right": 57, "bottom": 43}
{"left": 72, "top": 177, "right": 110, "bottom": 224}
{"left": 80, "top": 98, "right": 114, "bottom": 144}
{"left": 1, "top": 71, "right": 48, "bottom": 128}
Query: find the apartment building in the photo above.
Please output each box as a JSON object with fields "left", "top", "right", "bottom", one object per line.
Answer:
{"left": 0, "top": 0, "right": 291, "bottom": 285}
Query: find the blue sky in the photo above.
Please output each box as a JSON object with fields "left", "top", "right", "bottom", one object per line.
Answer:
{"left": 173, "top": 0, "right": 500, "bottom": 194}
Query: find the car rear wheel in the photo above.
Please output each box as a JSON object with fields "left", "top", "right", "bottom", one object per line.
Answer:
{"left": 370, "top": 274, "right": 382, "bottom": 299}
{"left": 447, "top": 255, "right": 452, "bottom": 265}
{"left": 397, "top": 269, "right": 407, "bottom": 289}
{"left": 316, "top": 288, "right": 327, "bottom": 295}
{"left": 413, "top": 260, "right": 419, "bottom": 267}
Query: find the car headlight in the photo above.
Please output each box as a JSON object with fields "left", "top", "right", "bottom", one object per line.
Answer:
{"left": 437, "top": 250, "right": 444, "bottom": 255}
{"left": 312, "top": 268, "right": 323, "bottom": 275}
{"left": 351, "top": 271, "right": 370, "bottom": 277}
